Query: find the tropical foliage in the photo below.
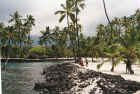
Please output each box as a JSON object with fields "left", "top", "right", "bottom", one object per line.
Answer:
{"left": 27, "top": 45, "right": 46, "bottom": 59}
{"left": 96, "top": 9, "right": 140, "bottom": 74}
{"left": 0, "top": 11, "right": 35, "bottom": 58}
{"left": 0, "top": 0, "right": 140, "bottom": 74}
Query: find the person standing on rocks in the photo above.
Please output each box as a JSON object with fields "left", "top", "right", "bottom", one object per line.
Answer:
{"left": 80, "top": 57, "right": 84, "bottom": 66}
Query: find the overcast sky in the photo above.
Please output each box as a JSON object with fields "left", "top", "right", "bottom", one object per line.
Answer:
{"left": 0, "top": 0, "right": 140, "bottom": 36}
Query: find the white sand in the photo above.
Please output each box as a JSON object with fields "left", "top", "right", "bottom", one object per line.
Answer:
{"left": 81, "top": 58, "right": 140, "bottom": 94}
{"left": 82, "top": 58, "right": 140, "bottom": 82}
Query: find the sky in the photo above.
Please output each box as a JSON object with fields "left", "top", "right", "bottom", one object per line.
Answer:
{"left": 0, "top": 0, "right": 140, "bottom": 37}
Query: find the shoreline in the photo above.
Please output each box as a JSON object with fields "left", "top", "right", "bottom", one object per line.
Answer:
{"left": 84, "top": 60, "right": 140, "bottom": 82}
{"left": 0, "top": 58, "right": 74, "bottom": 63}
{"left": 34, "top": 63, "right": 140, "bottom": 94}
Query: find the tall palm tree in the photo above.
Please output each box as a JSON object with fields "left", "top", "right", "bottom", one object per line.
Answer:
{"left": 102, "top": 0, "right": 113, "bottom": 40}
{"left": 9, "top": 11, "right": 23, "bottom": 57}
{"left": 9, "top": 11, "right": 22, "bottom": 45}
{"left": 55, "top": 0, "right": 77, "bottom": 61}
{"left": 55, "top": 0, "right": 75, "bottom": 27}
{"left": 102, "top": 0, "right": 112, "bottom": 27}
{"left": 73, "top": 0, "right": 85, "bottom": 59}
{"left": 24, "top": 15, "right": 35, "bottom": 47}
{"left": 0, "top": 22, "right": 8, "bottom": 57}
{"left": 5, "top": 26, "right": 14, "bottom": 46}
{"left": 0, "top": 22, "right": 5, "bottom": 43}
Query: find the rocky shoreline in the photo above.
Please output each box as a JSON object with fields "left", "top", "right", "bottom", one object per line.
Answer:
{"left": 34, "top": 63, "right": 140, "bottom": 94}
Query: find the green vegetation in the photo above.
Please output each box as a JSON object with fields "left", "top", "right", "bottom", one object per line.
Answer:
{"left": 0, "top": 11, "right": 35, "bottom": 58}
{"left": 96, "top": 9, "right": 140, "bottom": 74}
{"left": 55, "top": 0, "right": 85, "bottom": 61}
{"left": 27, "top": 45, "right": 46, "bottom": 59}
{"left": 0, "top": 0, "right": 140, "bottom": 74}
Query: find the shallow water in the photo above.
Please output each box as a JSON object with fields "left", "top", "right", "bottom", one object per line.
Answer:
{"left": 1, "top": 61, "right": 62, "bottom": 94}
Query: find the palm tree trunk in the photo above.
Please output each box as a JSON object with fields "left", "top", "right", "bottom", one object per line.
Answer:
{"left": 19, "top": 39, "right": 22, "bottom": 57}
{"left": 110, "top": 58, "right": 115, "bottom": 72}
{"left": 75, "top": 0, "right": 80, "bottom": 61}
{"left": 126, "top": 58, "right": 134, "bottom": 74}
{"left": 28, "top": 32, "right": 31, "bottom": 47}
{"left": 92, "top": 50, "right": 94, "bottom": 62}
{"left": 67, "top": 11, "right": 76, "bottom": 63}
{"left": 127, "top": 58, "right": 134, "bottom": 74}
{"left": 102, "top": 0, "right": 113, "bottom": 40}
{"left": 102, "top": 0, "right": 112, "bottom": 27}
{"left": 92, "top": 57, "right": 94, "bottom": 62}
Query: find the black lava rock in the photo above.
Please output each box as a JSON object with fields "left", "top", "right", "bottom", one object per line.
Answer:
{"left": 34, "top": 63, "right": 140, "bottom": 94}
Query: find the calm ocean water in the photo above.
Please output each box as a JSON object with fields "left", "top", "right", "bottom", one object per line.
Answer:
{"left": 1, "top": 61, "right": 62, "bottom": 94}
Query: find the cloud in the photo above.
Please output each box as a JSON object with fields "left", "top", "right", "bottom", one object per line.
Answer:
{"left": 0, "top": 0, "right": 140, "bottom": 36}
{"left": 80, "top": 0, "right": 140, "bottom": 36}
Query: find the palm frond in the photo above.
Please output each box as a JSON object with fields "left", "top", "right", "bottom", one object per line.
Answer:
{"left": 97, "top": 61, "right": 104, "bottom": 70}
{"left": 55, "top": 11, "right": 65, "bottom": 15}
{"left": 59, "top": 14, "right": 66, "bottom": 23}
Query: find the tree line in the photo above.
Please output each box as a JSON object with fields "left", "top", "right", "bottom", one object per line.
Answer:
{"left": 0, "top": 11, "right": 35, "bottom": 58}
{"left": 0, "top": 0, "right": 140, "bottom": 74}
{"left": 39, "top": 7, "right": 140, "bottom": 74}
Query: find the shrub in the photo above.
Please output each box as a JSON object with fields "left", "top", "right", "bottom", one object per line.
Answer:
{"left": 27, "top": 45, "right": 46, "bottom": 59}
{"left": 64, "top": 47, "right": 73, "bottom": 57}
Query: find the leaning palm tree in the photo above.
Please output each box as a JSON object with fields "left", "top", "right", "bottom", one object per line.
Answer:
{"left": 102, "top": 0, "right": 112, "bottom": 27}
{"left": 105, "top": 43, "right": 124, "bottom": 72}
{"left": 102, "top": 0, "right": 113, "bottom": 40}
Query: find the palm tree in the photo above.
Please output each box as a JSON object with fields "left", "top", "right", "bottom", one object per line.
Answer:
{"left": 87, "top": 36, "right": 101, "bottom": 62}
{"left": 55, "top": 0, "right": 75, "bottom": 27}
{"left": 55, "top": 0, "right": 77, "bottom": 61}
{"left": 102, "top": 0, "right": 112, "bottom": 28}
{"left": 39, "top": 26, "right": 52, "bottom": 48}
{"left": 69, "top": 23, "right": 77, "bottom": 61}
{"left": 113, "top": 17, "right": 122, "bottom": 40}
{"left": 102, "top": 0, "right": 113, "bottom": 41}
{"left": 96, "top": 10, "right": 140, "bottom": 74}
{"left": 73, "top": 0, "right": 85, "bottom": 59}
{"left": 5, "top": 26, "right": 15, "bottom": 46}
{"left": 0, "top": 22, "right": 8, "bottom": 57}
{"left": 134, "top": 9, "right": 140, "bottom": 34}
{"left": 105, "top": 43, "right": 124, "bottom": 72}
{"left": 24, "top": 15, "right": 35, "bottom": 47}
{"left": 9, "top": 11, "right": 23, "bottom": 57}
{"left": 96, "top": 24, "right": 106, "bottom": 39}
{"left": 0, "top": 22, "right": 5, "bottom": 43}
{"left": 120, "top": 28, "right": 140, "bottom": 74}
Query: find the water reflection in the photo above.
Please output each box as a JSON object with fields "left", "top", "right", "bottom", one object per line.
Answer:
{"left": 1, "top": 62, "right": 60, "bottom": 94}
